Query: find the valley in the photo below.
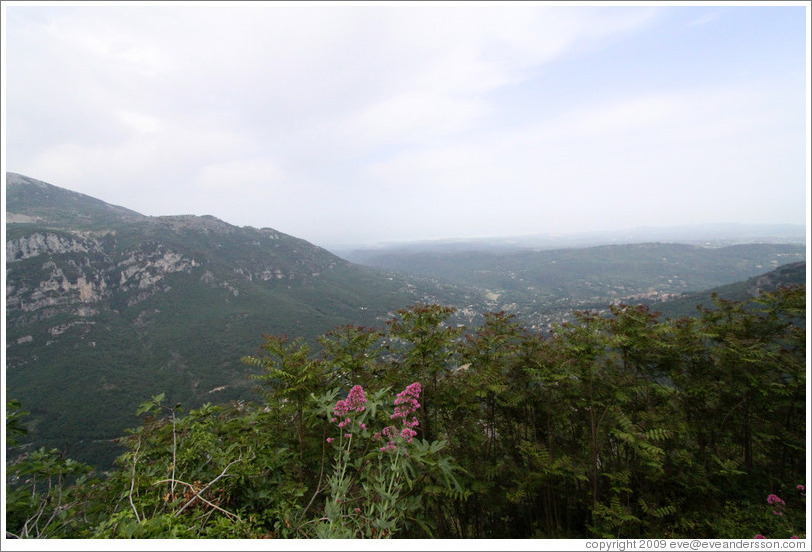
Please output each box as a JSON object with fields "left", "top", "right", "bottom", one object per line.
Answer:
{"left": 4, "top": 172, "right": 807, "bottom": 469}
{"left": 345, "top": 241, "right": 806, "bottom": 330}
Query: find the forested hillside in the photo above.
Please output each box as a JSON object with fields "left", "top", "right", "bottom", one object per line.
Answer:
{"left": 6, "top": 286, "right": 806, "bottom": 539}
{"left": 5, "top": 173, "right": 482, "bottom": 468}
{"left": 346, "top": 242, "right": 806, "bottom": 329}
{"left": 651, "top": 261, "right": 806, "bottom": 319}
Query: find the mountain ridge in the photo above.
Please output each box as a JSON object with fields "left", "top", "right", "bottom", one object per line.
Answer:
{"left": 5, "top": 173, "right": 481, "bottom": 468}
{"left": 4, "top": 172, "right": 807, "bottom": 469}
{"left": 650, "top": 260, "right": 806, "bottom": 319}
{"left": 345, "top": 241, "right": 806, "bottom": 329}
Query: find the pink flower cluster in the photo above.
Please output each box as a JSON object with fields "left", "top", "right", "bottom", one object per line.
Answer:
{"left": 391, "top": 382, "right": 421, "bottom": 422}
{"left": 333, "top": 385, "right": 367, "bottom": 417}
{"left": 328, "top": 385, "right": 367, "bottom": 442}
{"left": 767, "top": 494, "right": 785, "bottom": 516}
{"left": 376, "top": 426, "right": 399, "bottom": 452}
{"left": 754, "top": 489, "right": 804, "bottom": 539}
{"left": 376, "top": 382, "right": 421, "bottom": 452}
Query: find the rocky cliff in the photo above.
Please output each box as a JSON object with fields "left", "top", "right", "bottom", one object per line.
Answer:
{"left": 6, "top": 173, "right": 465, "bottom": 469}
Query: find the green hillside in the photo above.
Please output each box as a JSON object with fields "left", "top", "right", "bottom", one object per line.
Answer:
{"left": 650, "top": 260, "right": 806, "bottom": 319}
{"left": 5, "top": 173, "right": 481, "bottom": 468}
{"left": 350, "top": 242, "right": 806, "bottom": 328}
{"left": 6, "top": 172, "right": 144, "bottom": 228}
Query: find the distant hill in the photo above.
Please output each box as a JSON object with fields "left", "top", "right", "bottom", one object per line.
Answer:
{"left": 5, "top": 173, "right": 480, "bottom": 468}
{"left": 347, "top": 242, "right": 806, "bottom": 329}
{"left": 336, "top": 222, "right": 806, "bottom": 258}
{"left": 649, "top": 261, "right": 806, "bottom": 319}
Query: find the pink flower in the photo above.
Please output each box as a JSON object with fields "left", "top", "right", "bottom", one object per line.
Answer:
{"left": 333, "top": 385, "right": 368, "bottom": 417}
{"left": 391, "top": 382, "right": 421, "bottom": 420}
{"left": 791, "top": 536, "right": 799, "bottom": 539}
{"left": 768, "top": 494, "right": 786, "bottom": 517}
{"left": 345, "top": 433, "right": 352, "bottom": 439}
{"left": 767, "top": 494, "right": 785, "bottom": 506}
{"left": 346, "top": 385, "right": 367, "bottom": 410}
{"left": 797, "top": 484, "right": 805, "bottom": 492}
{"left": 400, "top": 427, "right": 417, "bottom": 443}
{"left": 359, "top": 423, "right": 366, "bottom": 430}
{"left": 754, "top": 535, "right": 766, "bottom": 539}
{"left": 377, "top": 383, "right": 423, "bottom": 451}
{"left": 334, "top": 399, "right": 349, "bottom": 417}
{"left": 326, "top": 437, "right": 334, "bottom": 443}
{"left": 354, "top": 508, "right": 361, "bottom": 514}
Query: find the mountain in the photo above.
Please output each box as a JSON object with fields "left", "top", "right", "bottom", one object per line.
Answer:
{"left": 335, "top": 222, "right": 806, "bottom": 258}
{"left": 5, "top": 173, "right": 481, "bottom": 468}
{"left": 346, "top": 242, "right": 806, "bottom": 329}
{"left": 5, "top": 173, "right": 807, "bottom": 469}
{"left": 6, "top": 173, "right": 144, "bottom": 227}
{"left": 649, "top": 260, "right": 806, "bottom": 319}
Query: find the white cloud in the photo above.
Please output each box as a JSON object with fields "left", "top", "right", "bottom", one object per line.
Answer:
{"left": 4, "top": 4, "right": 806, "bottom": 245}
{"left": 115, "top": 110, "right": 165, "bottom": 134}
{"left": 355, "top": 80, "right": 805, "bottom": 240}
{"left": 688, "top": 11, "right": 721, "bottom": 27}
{"left": 195, "top": 159, "right": 286, "bottom": 192}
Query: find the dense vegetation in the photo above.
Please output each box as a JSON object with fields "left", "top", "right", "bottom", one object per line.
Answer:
{"left": 6, "top": 285, "right": 806, "bottom": 539}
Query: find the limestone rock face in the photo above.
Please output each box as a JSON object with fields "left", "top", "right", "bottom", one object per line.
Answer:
{"left": 6, "top": 232, "right": 199, "bottom": 317}
{"left": 7, "top": 232, "right": 103, "bottom": 262}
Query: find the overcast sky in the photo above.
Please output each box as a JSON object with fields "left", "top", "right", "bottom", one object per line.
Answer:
{"left": 2, "top": 2, "right": 809, "bottom": 247}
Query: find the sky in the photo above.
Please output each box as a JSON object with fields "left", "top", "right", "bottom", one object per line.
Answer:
{"left": 2, "top": 1, "right": 809, "bottom": 248}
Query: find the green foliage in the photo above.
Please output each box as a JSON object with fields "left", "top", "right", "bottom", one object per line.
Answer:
{"left": 6, "top": 445, "right": 94, "bottom": 538}
{"left": 5, "top": 287, "right": 806, "bottom": 539}
{"left": 5, "top": 398, "right": 29, "bottom": 447}
{"left": 309, "top": 383, "right": 461, "bottom": 538}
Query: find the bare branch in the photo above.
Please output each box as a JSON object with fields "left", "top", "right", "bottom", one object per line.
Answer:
{"left": 37, "top": 471, "right": 65, "bottom": 538}
{"left": 129, "top": 440, "right": 142, "bottom": 523}
{"left": 299, "top": 428, "right": 328, "bottom": 522}
{"left": 174, "top": 455, "right": 242, "bottom": 518}
{"left": 155, "top": 477, "right": 241, "bottom": 522}
{"left": 170, "top": 408, "right": 177, "bottom": 501}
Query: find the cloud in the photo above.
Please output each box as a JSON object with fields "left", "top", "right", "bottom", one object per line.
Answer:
{"left": 115, "top": 110, "right": 165, "bottom": 134}
{"left": 195, "top": 159, "right": 286, "bottom": 192}
{"left": 688, "top": 11, "right": 721, "bottom": 26}
{"left": 4, "top": 4, "right": 806, "bottom": 245}
{"left": 357, "top": 81, "right": 805, "bottom": 239}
